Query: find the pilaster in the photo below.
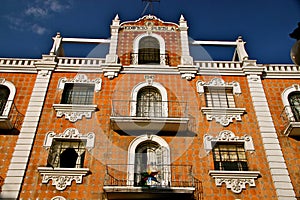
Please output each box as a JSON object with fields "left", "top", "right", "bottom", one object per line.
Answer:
{"left": 0, "top": 57, "right": 55, "bottom": 199}
{"left": 244, "top": 63, "right": 296, "bottom": 200}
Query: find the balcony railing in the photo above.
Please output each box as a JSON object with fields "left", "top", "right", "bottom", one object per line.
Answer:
{"left": 111, "top": 100, "right": 187, "bottom": 118}
{"left": 131, "top": 53, "right": 169, "bottom": 65}
{"left": 280, "top": 105, "right": 300, "bottom": 137}
{"left": 104, "top": 164, "right": 195, "bottom": 188}
{"left": 0, "top": 101, "right": 24, "bottom": 132}
{"left": 110, "top": 100, "right": 190, "bottom": 133}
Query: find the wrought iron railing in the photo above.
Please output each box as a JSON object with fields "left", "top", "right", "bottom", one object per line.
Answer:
{"left": 104, "top": 164, "right": 196, "bottom": 188}
{"left": 0, "top": 100, "right": 24, "bottom": 131}
{"left": 111, "top": 100, "right": 188, "bottom": 118}
{"left": 130, "top": 53, "right": 169, "bottom": 65}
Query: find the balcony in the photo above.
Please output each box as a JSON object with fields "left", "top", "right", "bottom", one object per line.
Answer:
{"left": 281, "top": 106, "right": 300, "bottom": 138}
{"left": 103, "top": 164, "right": 202, "bottom": 200}
{"left": 110, "top": 100, "right": 190, "bottom": 134}
{"left": 0, "top": 101, "right": 24, "bottom": 133}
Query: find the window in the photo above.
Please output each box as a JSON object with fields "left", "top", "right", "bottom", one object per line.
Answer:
{"left": 0, "top": 85, "right": 10, "bottom": 115}
{"left": 205, "top": 130, "right": 260, "bottom": 194}
{"left": 213, "top": 143, "right": 248, "bottom": 171}
{"left": 197, "top": 78, "right": 246, "bottom": 126}
{"left": 38, "top": 128, "right": 95, "bottom": 190}
{"left": 53, "top": 74, "right": 101, "bottom": 122}
{"left": 134, "top": 141, "right": 166, "bottom": 186}
{"left": 205, "top": 87, "right": 235, "bottom": 108}
{"left": 130, "top": 76, "right": 168, "bottom": 118}
{"left": 137, "top": 86, "right": 162, "bottom": 117}
{"left": 127, "top": 135, "right": 170, "bottom": 186}
{"left": 288, "top": 91, "right": 300, "bottom": 122}
{"left": 47, "top": 139, "right": 86, "bottom": 168}
{"left": 138, "top": 36, "right": 160, "bottom": 64}
{"left": 61, "top": 83, "right": 94, "bottom": 105}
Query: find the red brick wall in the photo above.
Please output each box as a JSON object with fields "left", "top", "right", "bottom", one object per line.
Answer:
{"left": 19, "top": 73, "right": 278, "bottom": 199}
{"left": 262, "top": 78, "right": 300, "bottom": 198}
{"left": 0, "top": 73, "right": 36, "bottom": 182}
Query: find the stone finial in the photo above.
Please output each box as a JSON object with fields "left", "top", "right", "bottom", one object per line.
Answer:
{"left": 112, "top": 14, "right": 120, "bottom": 26}
{"left": 180, "top": 14, "right": 185, "bottom": 22}
{"left": 114, "top": 14, "right": 119, "bottom": 21}
{"left": 179, "top": 14, "right": 188, "bottom": 29}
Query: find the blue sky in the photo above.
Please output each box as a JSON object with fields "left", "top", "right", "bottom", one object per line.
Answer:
{"left": 0, "top": 0, "right": 299, "bottom": 64}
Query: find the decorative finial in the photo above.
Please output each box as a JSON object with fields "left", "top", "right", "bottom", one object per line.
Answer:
{"left": 180, "top": 14, "right": 185, "bottom": 21}
{"left": 114, "top": 14, "right": 119, "bottom": 21}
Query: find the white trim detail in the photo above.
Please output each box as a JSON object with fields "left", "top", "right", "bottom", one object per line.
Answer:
{"left": 197, "top": 78, "right": 244, "bottom": 126}
{"left": 196, "top": 78, "right": 241, "bottom": 94}
{"left": 55, "top": 74, "right": 100, "bottom": 122}
{"left": 281, "top": 84, "right": 300, "bottom": 122}
{"left": 130, "top": 76, "right": 168, "bottom": 117}
{"left": 209, "top": 170, "right": 260, "bottom": 194}
{"left": 51, "top": 196, "right": 67, "bottom": 200}
{"left": 38, "top": 128, "right": 95, "bottom": 190}
{"left": 204, "top": 130, "right": 254, "bottom": 152}
{"left": 58, "top": 74, "right": 102, "bottom": 92}
{"left": 37, "top": 167, "right": 90, "bottom": 191}
{"left": 53, "top": 104, "right": 98, "bottom": 123}
{"left": 201, "top": 107, "right": 246, "bottom": 127}
{"left": 43, "top": 128, "right": 95, "bottom": 151}
{"left": 0, "top": 78, "right": 16, "bottom": 117}
{"left": 127, "top": 135, "right": 171, "bottom": 186}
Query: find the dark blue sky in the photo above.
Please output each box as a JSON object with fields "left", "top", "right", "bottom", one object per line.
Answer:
{"left": 0, "top": 0, "right": 299, "bottom": 64}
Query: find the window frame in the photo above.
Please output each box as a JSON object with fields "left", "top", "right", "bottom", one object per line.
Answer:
{"left": 127, "top": 134, "right": 171, "bottom": 187}
{"left": 132, "top": 33, "right": 166, "bottom": 65}
{"left": 38, "top": 128, "right": 95, "bottom": 191}
{"left": 0, "top": 78, "right": 16, "bottom": 117}
{"left": 205, "top": 130, "right": 260, "bottom": 194}
{"left": 130, "top": 76, "right": 168, "bottom": 117}
{"left": 197, "top": 78, "right": 246, "bottom": 126}
{"left": 53, "top": 74, "right": 101, "bottom": 122}
{"left": 282, "top": 84, "right": 300, "bottom": 122}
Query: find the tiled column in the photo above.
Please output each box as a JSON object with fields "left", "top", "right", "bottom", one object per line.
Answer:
{"left": 245, "top": 66, "right": 296, "bottom": 200}
{"left": 0, "top": 57, "right": 54, "bottom": 199}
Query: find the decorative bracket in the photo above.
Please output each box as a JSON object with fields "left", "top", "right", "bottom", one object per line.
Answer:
{"left": 201, "top": 107, "right": 246, "bottom": 126}
{"left": 209, "top": 170, "right": 260, "bottom": 194}
{"left": 53, "top": 104, "right": 98, "bottom": 122}
{"left": 38, "top": 167, "right": 90, "bottom": 191}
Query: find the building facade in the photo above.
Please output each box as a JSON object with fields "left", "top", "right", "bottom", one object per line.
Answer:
{"left": 0, "top": 14, "right": 299, "bottom": 200}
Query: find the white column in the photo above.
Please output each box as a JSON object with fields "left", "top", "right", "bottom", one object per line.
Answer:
{"left": 245, "top": 64, "right": 296, "bottom": 199}
{"left": 0, "top": 57, "right": 54, "bottom": 199}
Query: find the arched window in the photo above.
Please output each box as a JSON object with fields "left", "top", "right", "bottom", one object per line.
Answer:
{"left": 137, "top": 86, "right": 162, "bottom": 117}
{"left": 127, "top": 135, "right": 170, "bottom": 187}
{"left": 138, "top": 36, "right": 160, "bottom": 64}
{"left": 288, "top": 91, "right": 300, "bottom": 122}
{"left": 134, "top": 141, "right": 165, "bottom": 186}
{"left": 0, "top": 85, "right": 10, "bottom": 115}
